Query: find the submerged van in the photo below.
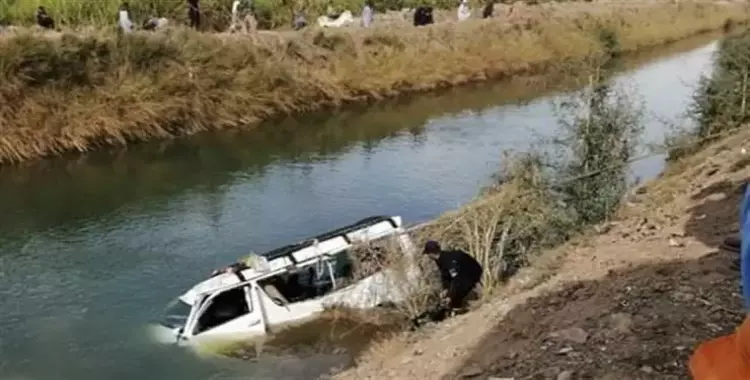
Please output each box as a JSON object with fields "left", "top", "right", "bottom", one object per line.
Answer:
{"left": 150, "top": 215, "right": 420, "bottom": 345}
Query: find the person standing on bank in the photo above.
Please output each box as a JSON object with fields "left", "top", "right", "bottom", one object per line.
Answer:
{"left": 118, "top": 2, "right": 133, "bottom": 33}
{"left": 187, "top": 0, "right": 201, "bottom": 29}
{"left": 457, "top": 0, "right": 471, "bottom": 21}
{"left": 423, "top": 240, "right": 483, "bottom": 313}
{"left": 482, "top": 0, "right": 494, "bottom": 18}
{"left": 361, "top": 0, "right": 374, "bottom": 28}
{"left": 36, "top": 7, "right": 55, "bottom": 29}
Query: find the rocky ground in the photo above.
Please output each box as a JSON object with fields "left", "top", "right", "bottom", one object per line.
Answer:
{"left": 332, "top": 129, "right": 750, "bottom": 379}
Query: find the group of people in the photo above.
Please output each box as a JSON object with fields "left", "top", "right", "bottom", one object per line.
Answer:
{"left": 394, "top": 0, "right": 496, "bottom": 29}
{"left": 117, "top": 1, "right": 193, "bottom": 33}
{"left": 118, "top": 0, "right": 259, "bottom": 34}
{"left": 29, "top": 0, "right": 215, "bottom": 34}
{"left": 26, "top": 0, "right": 500, "bottom": 36}
{"left": 117, "top": 3, "right": 170, "bottom": 33}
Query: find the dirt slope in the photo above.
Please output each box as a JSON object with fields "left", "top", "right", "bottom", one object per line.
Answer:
{"left": 333, "top": 129, "right": 750, "bottom": 380}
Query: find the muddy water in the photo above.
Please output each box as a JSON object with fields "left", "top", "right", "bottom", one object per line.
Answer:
{"left": 0, "top": 33, "right": 720, "bottom": 380}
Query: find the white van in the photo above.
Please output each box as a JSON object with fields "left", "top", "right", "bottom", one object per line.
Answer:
{"left": 150, "top": 216, "right": 420, "bottom": 345}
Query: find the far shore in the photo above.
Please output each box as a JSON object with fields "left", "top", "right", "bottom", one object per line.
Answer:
{"left": 0, "top": 1, "right": 747, "bottom": 164}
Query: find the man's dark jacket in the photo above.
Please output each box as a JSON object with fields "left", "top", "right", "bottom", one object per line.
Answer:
{"left": 434, "top": 250, "right": 482, "bottom": 290}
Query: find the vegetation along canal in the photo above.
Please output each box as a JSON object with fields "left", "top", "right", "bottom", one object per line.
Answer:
{"left": 0, "top": 33, "right": 720, "bottom": 380}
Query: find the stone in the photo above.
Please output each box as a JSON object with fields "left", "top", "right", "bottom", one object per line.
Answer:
{"left": 550, "top": 327, "right": 589, "bottom": 344}
{"left": 671, "top": 291, "right": 695, "bottom": 302}
{"left": 706, "top": 193, "right": 727, "bottom": 202}
{"left": 557, "top": 370, "right": 574, "bottom": 380}
{"left": 609, "top": 312, "right": 633, "bottom": 334}
{"left": 459, "top": 365, "right": 483, "bottom": 378}
{"left": 668, "top": 238, "right": 684, "bottom": 247}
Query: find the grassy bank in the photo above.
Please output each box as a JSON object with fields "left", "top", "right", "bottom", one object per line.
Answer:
{"left": 337, "top": 125, "right": 750, "bottom": 379}
{"left": 0, "top": 1, "right": 746, "bottom": 164}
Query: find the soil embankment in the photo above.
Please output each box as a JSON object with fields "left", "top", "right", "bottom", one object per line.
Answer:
{"left": 0, "top": 1, "right": 747, "bottom": 164}
{"left": 331, "top": 127, "right": 750, "bottom": 379}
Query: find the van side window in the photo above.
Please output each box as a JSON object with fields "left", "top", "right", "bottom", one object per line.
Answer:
{"left": 257, "top": 261, "right": 337, "bottom": 304}
{"left": 193, "top": 286, "right": 250, "bottom": 335}
{"left": 329, "top": 249, "right": 355, "bottom": 282}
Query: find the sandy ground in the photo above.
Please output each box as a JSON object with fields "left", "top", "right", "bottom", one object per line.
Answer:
{"left": 331, "top": 128, "right": 750, "bottom": 379}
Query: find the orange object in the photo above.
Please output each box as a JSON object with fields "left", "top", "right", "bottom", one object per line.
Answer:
{"left": 690, "top": 316, "right": 750, "bottom": 379}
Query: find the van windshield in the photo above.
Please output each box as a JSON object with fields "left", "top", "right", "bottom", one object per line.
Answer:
{"left": 160, "top": 298, "right": 192, "bottom": 329}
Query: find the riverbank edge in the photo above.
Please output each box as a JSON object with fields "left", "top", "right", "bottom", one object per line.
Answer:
{"left": 0, "top": 2, "right": 747, "bottom": 164}
{"left": 328, "top": 123, "right": 750, "bottom": 378}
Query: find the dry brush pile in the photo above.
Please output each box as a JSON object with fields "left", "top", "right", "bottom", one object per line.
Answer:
{"left": 0, "top": 1, "right": 745, "bottom": 164}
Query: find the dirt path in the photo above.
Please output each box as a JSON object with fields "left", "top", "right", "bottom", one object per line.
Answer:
{"left": 333, "top": 129, "right": 750, "bottom": 379}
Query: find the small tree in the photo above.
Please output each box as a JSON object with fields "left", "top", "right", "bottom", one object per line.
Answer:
{"left": 690, "top": 30, "right": 750, "bottom": 137}
{"left": 552, "top": 65, "right": 645, "bottom": 225}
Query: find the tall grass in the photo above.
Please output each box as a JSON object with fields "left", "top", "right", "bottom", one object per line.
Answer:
{"left": 0, "top": 1, "right": 746, "bottom": 164}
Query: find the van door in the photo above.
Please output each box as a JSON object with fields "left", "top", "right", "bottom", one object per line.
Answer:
{"left": 186, "top": 285, "right": 265, "bottom": 340}
{"left": 256, "top": 262, "right": 334, "bottom": 328}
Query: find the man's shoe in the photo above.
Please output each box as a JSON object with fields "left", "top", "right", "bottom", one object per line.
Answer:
{"left": 721, "top": 234, "right": 742, "bottom": 253}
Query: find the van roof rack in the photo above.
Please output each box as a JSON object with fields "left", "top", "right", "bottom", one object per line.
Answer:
{"left": 261, "top": 215, "right": 399, "bottom": 262}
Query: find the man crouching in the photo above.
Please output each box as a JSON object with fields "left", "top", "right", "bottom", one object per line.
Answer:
{"left": 423, "top": 240, "right": 483, "bottom": 316}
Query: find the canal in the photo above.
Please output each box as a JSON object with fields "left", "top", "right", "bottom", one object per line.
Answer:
{"left": 0, "top": 33, "right": 719, "bottom": 380}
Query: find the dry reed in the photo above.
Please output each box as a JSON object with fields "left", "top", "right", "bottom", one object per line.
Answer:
{"left": 0, "top": 1, "right": 746, "bottom": 164}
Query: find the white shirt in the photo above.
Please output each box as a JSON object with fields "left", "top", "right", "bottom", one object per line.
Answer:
{"left": 119, "top": 10, "right": 132, "bottom": 32}
{"left": 362, "top": 5, "right": 373, "bottom": 27}
{"left": 458, "top": 1, "right": 470, "bottom": 21}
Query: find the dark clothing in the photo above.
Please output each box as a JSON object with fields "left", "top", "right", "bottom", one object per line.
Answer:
{"left": 188, "top": 0, "right": 201, "bottom": 29}
{"left": 293, "top": 12, "right": 307, "bottom": 30}
{"left": 36, "top": 10, "right": 54, "bottom": 29}
{"left": 446, "top": 276, "right": 476, "bottom": 309}
{"left": 434, "top": 250, "right": 482, "bottom": 289}
{"left": 413, "top": 6, "right": 434, "bottom": 27}
{"left": 482, "top": 2, "right": 494, "bottom": 18}
{"left": 433, "top": 250, "right": 482, "bottom": 309}
{"left": 723, "top": 234, "right": 742, "bottom": 253}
